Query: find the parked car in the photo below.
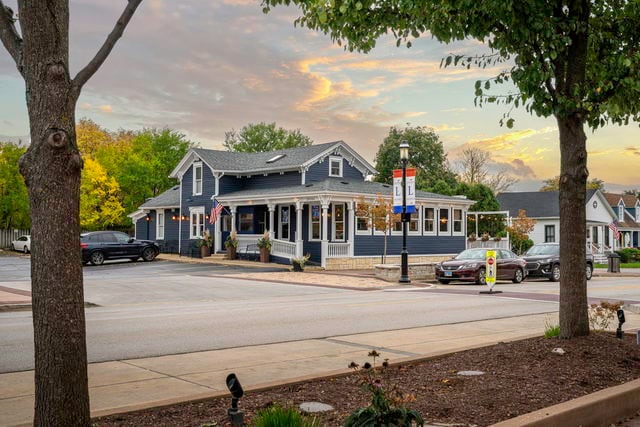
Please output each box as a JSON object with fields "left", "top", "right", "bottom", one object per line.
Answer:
{"left": 435, "top": 248, "right": 527, "bottom": 285}
{"left": 522, "top": 243, "right": 593, "bottom": 281}
{"left": 11, "top": 235, "right": 31, "bottom": 253}
{"left": 80, "top": 231, "right": 159, "bottom": 266}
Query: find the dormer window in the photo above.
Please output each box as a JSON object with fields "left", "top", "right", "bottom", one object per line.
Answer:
{"left": 329, "top": 156, "right": 343, "bottom": 177}
{"left": 193, "top": 162, "right": 203, "bottom": 195}
{"left": 618, "top": 203, "right": 624, "bottom": 221}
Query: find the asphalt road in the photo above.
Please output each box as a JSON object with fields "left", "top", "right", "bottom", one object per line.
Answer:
{"left": 1, "top": 256, "right": 638, "bottom": 373}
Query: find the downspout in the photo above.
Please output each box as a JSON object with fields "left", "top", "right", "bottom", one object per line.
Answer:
{"left": 178, "top": 177, "right": 182, "bottom": 255}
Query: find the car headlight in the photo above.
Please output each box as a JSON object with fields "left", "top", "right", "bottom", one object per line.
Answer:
{"left": 539, "top": 258, "right": 552, "bottom": 264}
{"left": 435, "top": 263, "right": 441, "bottom": 269}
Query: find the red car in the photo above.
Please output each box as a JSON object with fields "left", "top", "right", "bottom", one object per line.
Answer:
{"left": 435, "top": 248, "right": 527, "bottom": 285}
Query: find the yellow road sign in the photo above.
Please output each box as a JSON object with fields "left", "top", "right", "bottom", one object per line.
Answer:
{"left": 485, "top": 250, "right": 497, "bottom": 289}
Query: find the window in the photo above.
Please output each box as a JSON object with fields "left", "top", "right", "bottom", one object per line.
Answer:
{"left": 356, "top": 208, "right": 370, "bottom": 234}
{"left": 279, "top": 206, "right": 290, "bottom": 240}
{"left": 222, "top": 215, "right": 231, "bottom": 232}
{"left": 239, "top": 213, "right": 253, "bottom": 232}
{"left": 329, "top": 156, "right": 343, "bottom": 177}
{"left": 333, "top": 203, "right": 345, "bottom": 241}
{"left": 393, "top": 212, "right": 419, "bottom": 233}
{"left": 113, "top": 232, "right": 130, "bottom": 243}
{"left": 193, "top": 162, "right": 203, "bottom": 195}
{"left": 545, "top": 225, "right": 555, "bottom": 242}
{"left": 618, "top": 204, "right": 624, "bottom": 221}
{"left": 423, "top": 207, "right": 435, "bottom": 234}
{"left": 309, "top": 204, "right": 321, "bottom": 240}
{"left": 156, "top": 210, "right": 165, "bottom": 240}
{"left": 453, "top": 209, "right": 463, "bottom": 234}
{"left": 190, "top": 207, "right": 205, "bottom": 238}
{"left": 439, "top": 208, "right": 449, "bottom": 234}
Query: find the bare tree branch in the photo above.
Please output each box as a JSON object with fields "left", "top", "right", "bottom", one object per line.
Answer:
{"left": 72, "top": 0, "right": 143, "bottom": 91}
{"left": 0, "top": 1, "right": 23, "bottom": 75}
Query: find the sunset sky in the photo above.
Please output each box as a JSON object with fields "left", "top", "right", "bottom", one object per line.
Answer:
{"left": 0, "top": 0, "right": 638, "bottom": 192}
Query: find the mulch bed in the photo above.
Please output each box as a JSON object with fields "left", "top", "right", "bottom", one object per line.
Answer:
{"left": 95, "top": 332, "right": 640, "bottom": 426}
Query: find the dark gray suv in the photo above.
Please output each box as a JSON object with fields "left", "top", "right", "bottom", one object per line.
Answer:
{"left": 522, "top": 243, "right": 593, "bottom": 281}
{"left": 81, "top": 231, "right": 159, "bottom": 266}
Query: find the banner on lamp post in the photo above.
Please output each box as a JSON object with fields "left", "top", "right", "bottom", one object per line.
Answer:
{"left": 392, "top": 168, "right": 416, "bottom": 214}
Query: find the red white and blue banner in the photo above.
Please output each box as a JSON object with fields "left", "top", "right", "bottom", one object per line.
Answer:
{"left": 392, "top": 168, "right": 416, "bottom": 214}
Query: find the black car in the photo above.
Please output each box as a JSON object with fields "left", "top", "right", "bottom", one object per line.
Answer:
{"left": 81, "top": 231, "right": 159, "bottom": 266}
{"left": 522, "top": 243, "right": 593, "bottom": 281}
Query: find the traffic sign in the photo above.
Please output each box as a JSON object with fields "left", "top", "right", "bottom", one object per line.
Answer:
{"left": 485, "top": 250, "right": 497, "bottom": 289}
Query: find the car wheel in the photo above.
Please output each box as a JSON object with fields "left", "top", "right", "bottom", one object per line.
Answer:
{"left": 475, "top": 268, "right": 486, "bottom": 285}
{"left": 23, "top": 246, "right": 29, "bottom": 254}
{"left": 549, "top": 264, "right": 560, "bottom": 282}
{"left": 586, "top": 264, "right": 593, "bottom": 281}
{"left": 141, "top": 247, "right": 157, "bottom": 262}
{"left": 90, "top": 251, "right": 105, "bottom": 266}
{"left": 438, "top": 279, "right": 450, "bottom": 284}
{"left": 10, "top": 244, "right": 15, "bottom": 251}
{"left": 512, "top": 268, "right": 524, "bottom": 284}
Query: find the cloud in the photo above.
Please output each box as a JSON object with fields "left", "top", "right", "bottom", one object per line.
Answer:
{"left": 431, "top": 123, "right": 464, "bottom": 132}
{"left": 464, "top": 127, "right": 557, "bottom": 152}
{"left": 501, "top": 158, "right": 536, "bottom": 179}
{"left": 99, "top": 105, "right": 113, "bottom": 113}
{"left": 624, "top": 146, "right": 640, "bottom": 156}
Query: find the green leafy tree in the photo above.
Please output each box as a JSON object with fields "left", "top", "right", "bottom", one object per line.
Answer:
{"left": 80, "top": 157, "right": 124, "bottom": 230}
{"left": 262, "top": 0, "right": 640, "bottom": 338}
{"left": 224, "top": 122, "right": 313, "bottom": 152}
{"left": 0, "top": 142, "right": 30, "bottom": 229}
{"left": 76, "top": 118, "right": 113, "bottom": 157}
{"left": 374, "top": 126, "right": 457, "bottom": 190}
{"left": 540, "top": 176, "right": 606, "bottom": 192}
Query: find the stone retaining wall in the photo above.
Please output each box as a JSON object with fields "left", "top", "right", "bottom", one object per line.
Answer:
{"left": 324, "top": 255, "right": 451, "bottom": 270}
{"left": 374, "top": 263, "right": 437, "bottom": 282}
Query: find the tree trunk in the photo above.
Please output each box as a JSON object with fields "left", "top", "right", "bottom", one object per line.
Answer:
{"left": 557, "top": 114, "right": 590, "bottom": 338}
{"left": 17, "top": 1, "right": 90, "bottom": 425}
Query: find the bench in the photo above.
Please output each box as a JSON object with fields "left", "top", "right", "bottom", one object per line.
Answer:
{"left": 240, "top": 244, "right": 259, "bottom": 261}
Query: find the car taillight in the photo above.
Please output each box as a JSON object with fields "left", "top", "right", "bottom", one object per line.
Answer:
{"left": 80, "top": 243, "right": 88, "bottom": 248}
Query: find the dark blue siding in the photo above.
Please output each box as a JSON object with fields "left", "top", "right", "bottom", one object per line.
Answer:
{"left": 242, "top": 172, "right": 301, "bottom": 190}
{"left": 179, "top": 163, "right": 216, "bottom": 255}
{"left": 354, "top": 235, "right": 464, "bottom": 256}
{"left": 306, "top": 156, "right": 364, "bottom": 182}
{"left": 218, "top": 175, "right": 243, "bottom": 195}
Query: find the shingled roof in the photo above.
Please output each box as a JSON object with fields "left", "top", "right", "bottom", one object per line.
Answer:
{"left": 603, "top": 192, "right": 640, "bottom": 207}
{"left": 139, "top": 185, "right": 180, "bottom": 208}
{"left": 497, "top": 190, "right": 597, "bottom": 217}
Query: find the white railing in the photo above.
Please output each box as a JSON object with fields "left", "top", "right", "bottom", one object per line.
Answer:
{"left": 0, "top": 229, "right": 30, "bottom": 248}
{"left": 327, "top": 242, "right": 351, "bottom": 258}
{"left": 271, "top": 239, "right": 296, "bottom": 258}
{"left": 467, "top": 239, "right": 510, "bottom": 250}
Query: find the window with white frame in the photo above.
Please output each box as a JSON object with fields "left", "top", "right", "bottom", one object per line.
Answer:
{"left": 618, "top": 204, "right": 625, "bottom": 221}
{"left": 333, "top": 203, "right": 345, "bottom": 241}
{"left": 423, "top": 207, "right": 435, "bottom": 234}
{"left": 637, "top": 204, "right": 640, "bottom": 222}
{"left": 439, "top": 207, "right": 450, "bottom": 234}
{"left": 279, "top": 206, "right": 290, "bottom": 240}
{"left": 190, "top": 207, "right": 205, "bottom": 239}
{"left": 356, "top": 209, "right": 371, "bottom": 234}
{"left": 452, "top": 209, "right": 463, "bottom": 234}
{"left": 392, "top": 211, "right": 419, "bottom": 233}
{"left": 193, "top": 162, "right": 203, "bottom": 195}
{"left": 222, "top": 215, "right": 231, "bottom": 232}
{"left": 309, "top": 204, "right": 321, "bottom": 240}
{"left": 329, "top": 156, "right": 343, "bottom": 177}
{"left": 156, "top": 210, "right": 165, "bottom": 240}
{"left": 239, "top": 213, "right": 253, "bottom": 232}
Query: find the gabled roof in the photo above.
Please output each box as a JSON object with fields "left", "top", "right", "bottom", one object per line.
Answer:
{"left": 497, "top": 189, "right": 598, "bottom": 217}
{"left": 170, "top": 141, "right": 377, "bottom": 178}
{"left": 603, "top": 192, "right": 640, "bottom": 207}
{"left": 215, "top": 177, "right": 474, "bottom": 206}
{"left": 139, "top": 185, "right": 180, "bottom": 209}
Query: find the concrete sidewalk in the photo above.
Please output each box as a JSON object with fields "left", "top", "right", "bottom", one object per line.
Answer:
{"left": 2, "top": 312, "right": 640, "bottom": 426}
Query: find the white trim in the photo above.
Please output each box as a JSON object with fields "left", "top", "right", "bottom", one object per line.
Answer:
{"left": 189, "top": 206, "right": 205, "bottom": 239}
{"left": 302, "top": 141, "right": 377, "bottom": 176}
{"left": 193, "top": 162, "right": 203, "bottom": 196}
{"left": 178, "top": 180, "right": 182, "bottom": 254}
{"left": 328, "top": 156, "right": 343, "bottom": 177}
{"left": 128, "top": 209, "right": 148, "bottom": 221}
{"left": 309, "top": 203, "right": 322, "bottom": 241}
{"left": 278, "top": 205, "right": 291, "bottom": 241}
{"left": 355, "top": 211, "right": 372, "bottom": 235}
{"left": 156, "top": 209, "right": 165, "bottom": 240}
{"left": 391, "top": 210, "right": 420, "bottom": 236}
{"left": 423, "top": 206, "right": 437, "bottom": 236}
{"left": 332, "top": 203, "right": 346, "bottom": 241}
{"left": 438, "top": 207, "right": 451, "bottom": 235}
{"left": 452, "top": 208, "right": 464, "bottom": 236}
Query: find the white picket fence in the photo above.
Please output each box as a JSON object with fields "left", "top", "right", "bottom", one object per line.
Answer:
{"left": 0, "top": 229, "right": 30, "bottom": 249}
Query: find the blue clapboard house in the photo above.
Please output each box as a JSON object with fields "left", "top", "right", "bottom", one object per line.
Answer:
{"left": 128, "top": 141, "right": 474, "bottom": 269}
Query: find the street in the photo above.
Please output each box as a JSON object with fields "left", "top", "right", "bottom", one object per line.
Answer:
{"left": 1, "top": 256, "right": 638, "bottom": 373}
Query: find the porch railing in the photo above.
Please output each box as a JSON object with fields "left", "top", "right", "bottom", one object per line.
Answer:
{"left": 467, "top": 240, "right": 510, "bottom": 250}
{"left": 271, "top": 239, "right": 296, "bottom": 258}
{"left": 327, "top": 242, "right": 351, "bottom": 258}
{"left": 237, "top": 234, "right": 261, "bottom": 250}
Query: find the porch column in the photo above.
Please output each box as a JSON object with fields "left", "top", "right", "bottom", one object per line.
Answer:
{"left": 230, "top": 205, "right": 237, "bottom": 233}
{"left": 347, "top": 201, "right": 355, "bottom": 257}
{"left": 321, "top": 202, "right": 329, "bottom": 268}
{"left": 295, "top": 201, "right": 303, "bottom": 257}
{"left": 214, "top": 212, "right": 222, "bottom": 253}
{"left": 268, "top": 203, "right": 275, "bottom": 238}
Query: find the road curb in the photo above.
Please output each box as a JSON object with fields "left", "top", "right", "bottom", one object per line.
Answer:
{"left": 0, "top": 303, "right": 31, "bottom": 312}
{"left": 490, "top": 378, "right": 640, "bottom": 427}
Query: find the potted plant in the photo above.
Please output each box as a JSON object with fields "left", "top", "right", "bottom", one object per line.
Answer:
{"left": 481, "top": 232, "right": 490, "bottom": 242}
{"left": 197, "top": 230, "right": 212, "bottom": 257}
{"left": 256, "top": 231, "right": 272, "bottom": 263}
{"left": 225, "top": 230, "right": 238, "bottom": 260}
{"left": 291, "top": 254, "right": 310, "bottom": 272}
{"left": 467, "top": 232, "right": 477, "bottom": 242}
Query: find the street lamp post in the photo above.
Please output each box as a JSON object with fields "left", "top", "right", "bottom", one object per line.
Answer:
{"left": 399, "top": 140, "right": 411, "bottom": 284}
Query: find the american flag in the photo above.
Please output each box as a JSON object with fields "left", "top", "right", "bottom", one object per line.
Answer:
{"left": 210, "top": 200, "right": 224, "bottom": 225}
{"left": 608, "top": 220, "right": 620, "bottom": 240}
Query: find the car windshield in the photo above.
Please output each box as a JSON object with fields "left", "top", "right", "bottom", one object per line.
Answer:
{"left": 454, "top": 249, "right": 488, "bottom": 260}
{"left": 525, "top": 245, "right": 559, "bottom": 256}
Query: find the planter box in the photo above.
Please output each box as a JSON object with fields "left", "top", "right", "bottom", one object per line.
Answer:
{"left": 374, "top": 263, "right": 436, "bottom": 282}
{"left": 259, "top": 247, "right": 270, "bottom": 263}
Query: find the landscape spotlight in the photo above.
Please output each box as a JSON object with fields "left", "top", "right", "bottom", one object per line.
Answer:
{"left": 226, "top": 373, "right": 244, "bottom": 426}
{"left": 616, "top": 309, "right": 625, "bottom": 339}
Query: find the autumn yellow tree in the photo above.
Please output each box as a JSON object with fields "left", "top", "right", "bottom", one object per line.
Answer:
{"left": 76, "top": 118, "right": 113, "bottom": 156}
{"left": 80, "top": 158, "right": 125, "bottom": 230}
{"left": 356, "top": 195, "right": 400, "bottom": 263}
{"left": 506, "top": 209, "right": 537, "bottom": 255}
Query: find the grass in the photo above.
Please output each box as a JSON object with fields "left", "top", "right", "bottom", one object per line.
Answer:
{"left": 544, "top": 317, "right": 560, "bottom": 338}
{"left": 594, "top": 262, "right": 640, "bottom": 268}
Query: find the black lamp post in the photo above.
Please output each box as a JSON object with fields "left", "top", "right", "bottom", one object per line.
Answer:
{"left": 399, "top": 140, "right": 411, "bottom": 284}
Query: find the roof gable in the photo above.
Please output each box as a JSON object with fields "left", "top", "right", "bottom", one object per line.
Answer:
{"left": 497, "top": 189, "right": 613, "bottom": 218}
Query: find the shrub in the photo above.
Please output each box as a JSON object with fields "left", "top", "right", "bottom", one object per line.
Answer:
{"left": 588, "top": 301, "right": 624, "bottom": 331}
{"left": 225, "top": 230, "right": 239, "bottom": 249}
{"left": 252, "top": 404, "right": 320, "bottom": 427}
{"left": 544, "top": 318, "right": 560, "bottom": 338}
{"left": 616, "top": 248, "right": 640, "bottom": 263}
{"left": 345, "top": 351, "right": 424, "bottom": 427}
{"left": 257, "top": 231, "right": 272, "bottom": 251}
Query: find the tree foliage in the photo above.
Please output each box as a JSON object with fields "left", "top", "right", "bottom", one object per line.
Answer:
{"left": 80, "top": 157, "right": 124, "bottom": 231}
{"left": 0, "top": 142, "right": 30, "bottom": 229}
{"left": 224, "top": 122, "right": 313, "bottom": 152}
{"left": 374, "top": 126, "right": 457, "bottom": 190}
{"left": 355, "top": 195, "right": 400, "bottom": 263}
{"left": 540, "top": 175, "right": 606, "bottom": 192}
{"left": 506, "top": 209, "right": 537, "bottom": 254}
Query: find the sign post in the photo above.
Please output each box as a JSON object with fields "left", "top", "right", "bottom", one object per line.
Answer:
{"left": 480, "top": 250, "right": 502, "bottom": 294}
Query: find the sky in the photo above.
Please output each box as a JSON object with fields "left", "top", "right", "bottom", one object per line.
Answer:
{"left": 0, "top": 0, "right": 638, "bottom": 192}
